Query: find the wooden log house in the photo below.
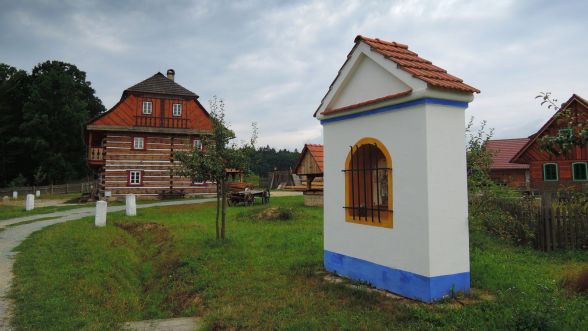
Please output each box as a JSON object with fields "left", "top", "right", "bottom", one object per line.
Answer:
{"left": 511, "top": 94, "right": 588, "bottom": 191}
{"left": 85, "top": 69, "right": 216, "bottom": 199}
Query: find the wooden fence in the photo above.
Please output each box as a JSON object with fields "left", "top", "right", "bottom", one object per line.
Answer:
{"left": 489, "top": 196, "right": 588, "bottom": 251}
{"left": 540, "top": 205, "right": 588, "bottom": 251}
{"left": 0, "top": 181, "right": 95, "bottom": 197}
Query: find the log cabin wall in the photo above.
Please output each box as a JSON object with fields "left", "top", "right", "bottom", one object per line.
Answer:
{"left": 102, "top": 132, "right": 215, "bottom": 198}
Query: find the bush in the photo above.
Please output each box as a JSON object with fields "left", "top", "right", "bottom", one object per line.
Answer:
{"left": 470, "top": 203, "right": 535, "bottom": 246}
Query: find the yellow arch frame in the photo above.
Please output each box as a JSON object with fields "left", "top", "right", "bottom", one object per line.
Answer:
{"left": 345, "top": 137, "right": 393, "bottom": 228}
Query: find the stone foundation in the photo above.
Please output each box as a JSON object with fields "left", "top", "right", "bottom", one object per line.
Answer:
{"left": 303, "top": 190, "right": 323, "bottom": 207}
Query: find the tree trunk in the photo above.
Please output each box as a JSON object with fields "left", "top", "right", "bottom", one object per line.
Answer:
{"left": 215, "top": 183, "right": 220, "bottom": 239}
{"left": 221, "top": 179, "right": 227, "bottom": 239}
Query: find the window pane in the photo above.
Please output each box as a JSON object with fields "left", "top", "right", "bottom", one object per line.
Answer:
{"left": 142, "top": 101, "right": 152, "bottom": 114}
{"left": 574, "top": 163, "right": 587, "bottom": 180}
{"left": 544, "top": 164, "right": 557, "bottom": 181}
{"left": 133, "top": 137, "right": 144, "bottom": 149}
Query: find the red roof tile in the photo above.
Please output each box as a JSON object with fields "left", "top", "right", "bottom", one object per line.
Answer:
{"left": 306, "top": 144, "right": 324, "bottom": 172}
{"left": 356, "top": 35, "right": 480, "bottom": 94}
{"left": 486, "top": 139, "right": 530, "bottom": 170}
{"left": 294, "top": 144, "right": 324, "bottom": 174}
{"left": 321, "top": 90, "right": 412, "bottom": 116}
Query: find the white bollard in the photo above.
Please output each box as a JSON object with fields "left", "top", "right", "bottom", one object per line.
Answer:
{"left": 25, "top": 194, "right": 34, "bottom": 211}
{"left": 125, "top": 194, "right": 137, "bottom": 216}
{"left": 36, "top": 190, "right": 40, "bottom": 198}
{"left": 12, "top": 191, "right": 17, "bottom": 200}
{"left": 95, "top": 200, "right": 107, "bottom": 227}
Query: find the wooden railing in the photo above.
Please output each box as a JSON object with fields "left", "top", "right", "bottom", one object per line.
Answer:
{"left": 135, "top": 116, "right": 189, "bottom": 129}
{"left": 89, "top": 147, "right": 104, "bottom": 161}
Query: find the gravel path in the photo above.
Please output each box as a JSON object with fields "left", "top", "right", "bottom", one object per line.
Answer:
{"left": 0, "top": 198, "right": 215, "bottom": 330}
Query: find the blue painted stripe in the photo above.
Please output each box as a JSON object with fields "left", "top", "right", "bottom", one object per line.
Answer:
{"left": 324, "top": 250, "right": 470, "bottom": 303}
{"left": 320, "top": 97, "right": 469, "bottom": 125}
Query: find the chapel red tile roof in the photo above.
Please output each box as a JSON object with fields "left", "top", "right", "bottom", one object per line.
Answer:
{"left": 486, "top": 138, "right": 530, "bottom": 170}
{"left": 356, "top": 35, "right": 480, "bottom": 94}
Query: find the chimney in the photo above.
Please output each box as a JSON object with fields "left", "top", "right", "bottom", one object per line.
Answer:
{"left": 167, "top": 69, "right": 175, "bottom": 81}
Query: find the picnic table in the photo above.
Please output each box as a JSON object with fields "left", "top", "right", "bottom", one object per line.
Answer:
{"left": 227, "top": 189, "right": 270, "bottom": 206}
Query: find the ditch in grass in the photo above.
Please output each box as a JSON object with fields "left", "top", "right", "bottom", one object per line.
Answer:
{"left": 9, "top": 196, "right": 588, "bottom": 330}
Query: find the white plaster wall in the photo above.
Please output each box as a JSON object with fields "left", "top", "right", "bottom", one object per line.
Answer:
{"left": 329, "top": 55, "right": 411, "bottom": 110}
{"left": 425, "top": 104, "right": 470, "bottom": 276}
{"left": 323, "top": 104, "right": 432, "bottom": 276}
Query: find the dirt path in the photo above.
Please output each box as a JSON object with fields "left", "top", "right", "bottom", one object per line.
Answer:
{"left": 0, "top": 198, "right": 215, "bottom": 330}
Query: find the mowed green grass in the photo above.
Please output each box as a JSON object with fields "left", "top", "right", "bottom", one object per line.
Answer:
{"left": 10, "top": 196, "right": 588, "bottom": 330}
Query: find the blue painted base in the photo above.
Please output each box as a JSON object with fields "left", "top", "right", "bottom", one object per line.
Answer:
{"left": 324, "top": 250, "right": 470, "bottom": 303}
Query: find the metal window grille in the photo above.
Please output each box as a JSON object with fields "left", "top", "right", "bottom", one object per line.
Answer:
{"left": 342, "top": 143, "right": 392, "bottom": 224}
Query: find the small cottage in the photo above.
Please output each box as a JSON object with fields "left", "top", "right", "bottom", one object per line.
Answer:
{"left": 85, "top": 70, "right": 216, "bottom": 199}
{"left": 293, "top": 144, "right": 324, "bottom": 206}
{"left": 315, "top": 35, "right": 479, "bottom": 302}
{"left": 511, "top": 94, "right": 588, "bottom": 191}
{"left": 486, "top": 138, "right": 530, "bottom": 190}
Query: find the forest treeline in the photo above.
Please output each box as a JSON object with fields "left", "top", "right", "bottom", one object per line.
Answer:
{"left": 0, "top": 61, "right": 301, "bottom": 187}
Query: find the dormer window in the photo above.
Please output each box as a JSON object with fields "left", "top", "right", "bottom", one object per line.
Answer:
{"left": 142, "top": 101, "right": 153, "bottom": 115}
{"left": 172, "top": 103, "right": 182, "bottom": 117}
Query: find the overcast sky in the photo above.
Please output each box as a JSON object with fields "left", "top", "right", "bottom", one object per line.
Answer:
{"left": 1, "top": 0, "right": 587, "bottom": 150}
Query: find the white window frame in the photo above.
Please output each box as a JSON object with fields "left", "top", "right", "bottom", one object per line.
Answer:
{"left": 142, "top": 101, "right": 153, "bottom": 115}
{"left": 172, "top": 103, "right": 182, "bottom": 117}
{"left": 129, "top": 170, "right": 142, "bottom": 186}
{"left": 133, "top": 137, "right": 145, "bottom": 150}
{"left": 193, "top": 139, "right": 203, "bottom": 150}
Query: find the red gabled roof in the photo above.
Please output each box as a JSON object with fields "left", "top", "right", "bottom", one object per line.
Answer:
{"left": 511, "top": 94, "right": 588, "bottom": 163}
{"left": 486, "top": 138, "right": 530, "bottom": 170}
{"left": 357, "top": 36, "right": 480, "bottom": 94}
{"left": 314, "top": 36, "right": 480, "bottom": 117}
{"left": 294, "top": 144, "right": 324, "bottom": 174}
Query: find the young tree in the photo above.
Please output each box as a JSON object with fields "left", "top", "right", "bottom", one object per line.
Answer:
{"left": 536, "top": 91, "right": 588, "bottom": 155}
{"left": 465, "top": 117, "right": 495, "bottom": 194}
{"left": 175, "top": 97, "right": 256, "bottom": 239}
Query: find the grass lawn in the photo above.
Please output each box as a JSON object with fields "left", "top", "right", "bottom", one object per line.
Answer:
{"left": 9, "top": 196, "right": 588, "bottom": 330}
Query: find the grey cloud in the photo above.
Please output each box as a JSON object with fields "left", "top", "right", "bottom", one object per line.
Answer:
{"left": 1, "top": 0, "right": 587, "bottom": 150}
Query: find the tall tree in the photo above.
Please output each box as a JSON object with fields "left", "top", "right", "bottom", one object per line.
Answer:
{"left": 0, "top": 64, "right": 30, "bottom": 186}
{"left": 17, "top": 61, "right": 105, "bottom": 184}
{"left": 536, "top": 92, "right": 588, "bottom": 155}
{"left": 175, "top": 97, "right": 256, "bottom": 239}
